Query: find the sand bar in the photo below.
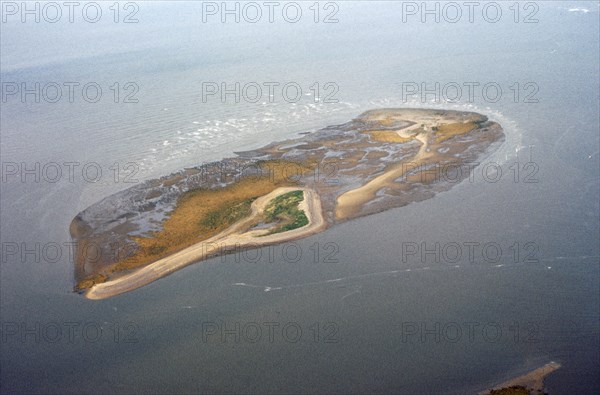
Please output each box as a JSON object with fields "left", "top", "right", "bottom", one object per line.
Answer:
{"left": 479, "top": 362, "right": 561, "bottom": 394}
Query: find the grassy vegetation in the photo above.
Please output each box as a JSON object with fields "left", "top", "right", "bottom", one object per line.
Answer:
{"left": 260, "top": 190, "right": 309, "bottom": 235}
{"left": 363, "top": 129, "right": 417, "bottom": 143}
{"left": 200, "top": 199, "right": 253, "bottom": 230}
{"left": 75, "top": 273, "right": 108, "bottom": 292}
{"left": 433, "top": 122, "right": 477, "bottom": 143}
{"left": 76, "top": 160, "right": 314, "bottom": 290}
{"left": 374, "top": 115, "right": 406, "bottom": 127}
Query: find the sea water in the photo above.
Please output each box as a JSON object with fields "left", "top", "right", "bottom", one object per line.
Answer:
{"left": 1, "top": 2, "right": 598, "bottom": 393}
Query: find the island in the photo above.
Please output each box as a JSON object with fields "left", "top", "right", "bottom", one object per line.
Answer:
{"left": 480, "top": 362, "right": 561, "bottom": 395}
{"left": 70, "top": 108, "right": 505, "bottom": 299}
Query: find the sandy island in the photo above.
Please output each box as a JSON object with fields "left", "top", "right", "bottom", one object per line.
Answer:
{"left": 480, "top": 362, "right": 561, "bottom": 394}
{"left": 86, "top": 187, "right": 325, "bottom": 299}
{"left": 73, "top": 108, "right": 504, "bottom": 298}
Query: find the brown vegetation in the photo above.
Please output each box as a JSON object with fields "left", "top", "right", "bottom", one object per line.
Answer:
{"left": 488, "top": 385, "right": 547, "bottom": 395}
{"left": 363, "top": 129, "right": 418, "bottom": 143}
{"left": 433, "top": 122, "right": 477, "bottom": 143}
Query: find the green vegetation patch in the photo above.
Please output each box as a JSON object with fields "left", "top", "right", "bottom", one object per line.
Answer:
{"left": 201, "top": 198, "right": 254, "bottom": 230}
{"left": 261, "top": 190, "right": 309, "bottom": 235}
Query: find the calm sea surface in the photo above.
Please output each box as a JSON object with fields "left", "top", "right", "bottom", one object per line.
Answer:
{"left": 1, "top": 2, "right": 598, "bottom": 393}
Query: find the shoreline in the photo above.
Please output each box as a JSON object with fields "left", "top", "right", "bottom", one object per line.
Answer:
{"left": 85, "top": 187, "right": 325, "bottom": 299}
{"left": 479, "top": 362, "right": 561, "bottom": 394}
